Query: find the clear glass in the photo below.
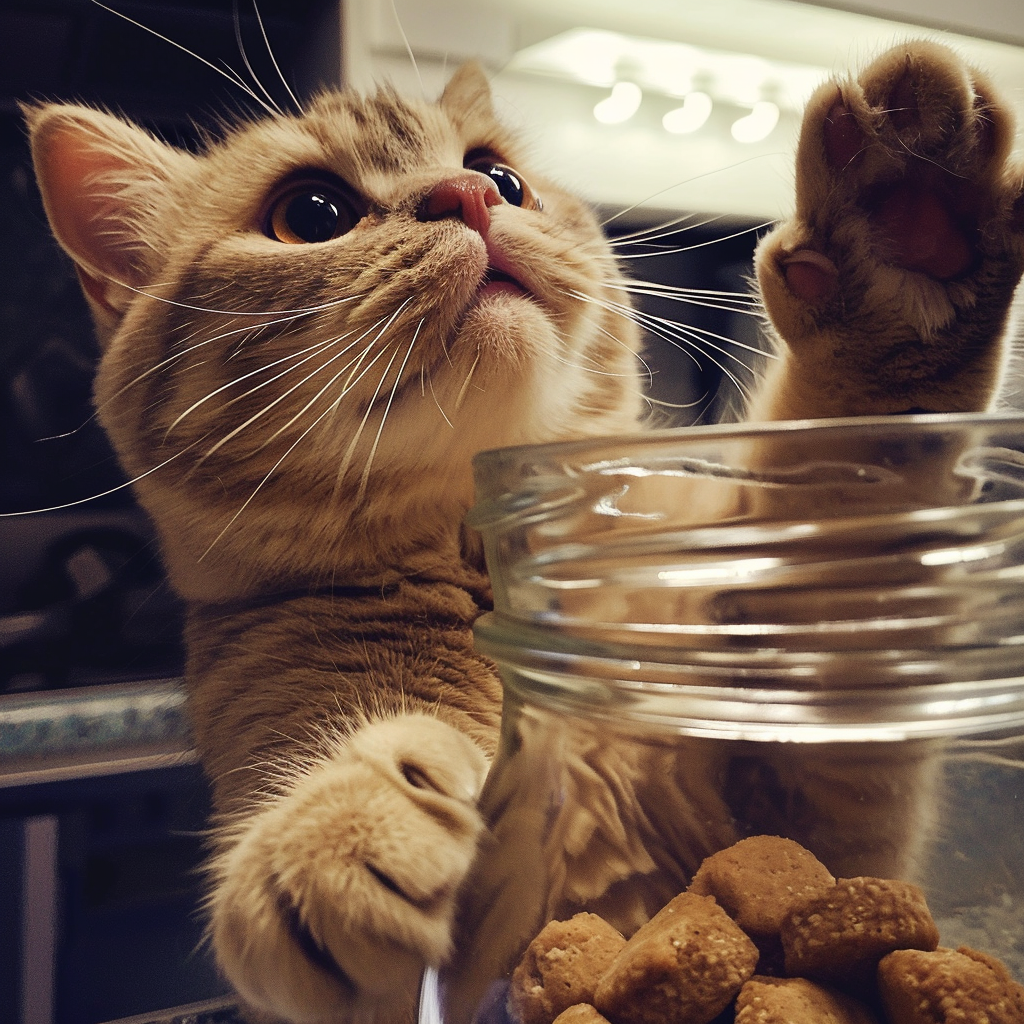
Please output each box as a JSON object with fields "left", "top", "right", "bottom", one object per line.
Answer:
{"left": 430, "top": 414, "right": 1024, "bottom": 1024}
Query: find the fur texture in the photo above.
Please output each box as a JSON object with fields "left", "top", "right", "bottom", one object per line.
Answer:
{"left": 25, "top": 40, "right": 1024, "bottom": 1024}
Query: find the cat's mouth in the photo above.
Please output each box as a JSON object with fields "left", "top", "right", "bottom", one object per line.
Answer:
{"left": 476, "top": 239, "right": 531, "bottom": 300}
{"left": 479, "top": 266, "right": 528, "bottom": 297}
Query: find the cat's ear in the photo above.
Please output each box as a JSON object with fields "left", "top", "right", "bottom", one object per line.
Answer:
{"left": 439, "top": 62, "right": 495, "bottom": 124}
{"left": 24, "top": 103, "right": 192, "bottom": 343}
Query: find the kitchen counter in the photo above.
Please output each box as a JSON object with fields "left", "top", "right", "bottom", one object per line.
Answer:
{"left": 102, "top": 996, "right": 244, "bottom": 1024}
{"left": 0, "top": 677, "right": 196, "bottom": 789}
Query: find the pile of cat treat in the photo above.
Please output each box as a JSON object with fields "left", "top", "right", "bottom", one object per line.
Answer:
{"left": 506, "top": 836, "right": 1024, "bottom": 1024}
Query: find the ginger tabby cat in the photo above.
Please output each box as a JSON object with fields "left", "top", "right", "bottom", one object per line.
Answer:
{"left": 25, "top": 38, "right": 1024, "bottom": 1024}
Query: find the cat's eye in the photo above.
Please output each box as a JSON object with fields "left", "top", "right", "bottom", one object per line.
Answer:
{"left": 264, "top": 179, "right": 363, "bottom": 244}
{"left": 465, "top": 154, "right": 542, "bottom": 211}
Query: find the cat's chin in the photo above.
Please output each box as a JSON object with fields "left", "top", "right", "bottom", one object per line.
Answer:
{"left": 456, "top": 290, "right": 552, "bottom": 364}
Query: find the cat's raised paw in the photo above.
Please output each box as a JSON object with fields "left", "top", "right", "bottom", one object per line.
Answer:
{"left": 206, "top": 715, "right": 488, "bottom": 1024}
{"left": 754, "top": 40, "right": 1024, "bottom": 419}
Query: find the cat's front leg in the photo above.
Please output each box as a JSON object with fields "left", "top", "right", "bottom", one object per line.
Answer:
{"left": 206, "top": 715, "right": 488, "bottom": 1024}
{"left": 754, "top": 40, "right": 1024, "bottom": 421}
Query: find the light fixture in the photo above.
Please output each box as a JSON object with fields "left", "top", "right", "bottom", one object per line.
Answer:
{"left": 662, "top": 92, "right": 713, "bottom": 134}
{"left": 593, "top": 82, "right": 643, "bottom": 124}
{"left": 510, "top": 28, "right": 826, "bottom": 113}
{"left": 730, "top": 101, "right": 780, "bottom": 143}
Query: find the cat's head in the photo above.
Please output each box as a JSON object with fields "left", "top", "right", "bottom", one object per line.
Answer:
{"left": 26, "top": 65, "right": 644, "bottom": 600}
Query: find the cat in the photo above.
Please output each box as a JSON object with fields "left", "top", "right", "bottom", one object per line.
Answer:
{"left": 24, "top": 35, "right": 1024, "bottom": 1024}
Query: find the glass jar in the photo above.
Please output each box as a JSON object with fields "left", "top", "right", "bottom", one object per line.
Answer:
{"left": 427, "top": 414, "right": 1024, "bottom": 1024}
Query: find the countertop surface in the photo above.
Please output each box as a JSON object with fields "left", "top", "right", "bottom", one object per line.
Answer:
{"left": 0, "top": 677, "right": 195, "bottom": 788}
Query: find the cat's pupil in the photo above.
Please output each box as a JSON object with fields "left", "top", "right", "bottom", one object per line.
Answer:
{"left": 286, "top": 192, "right": 341, "bottom": 243}
{"left": 482, "top": 164, "right": 525, "bottom": 207}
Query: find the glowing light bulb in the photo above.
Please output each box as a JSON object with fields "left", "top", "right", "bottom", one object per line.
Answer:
{"left": 730, "top": 101, "right": 780, "bottom": 143}
{"left": 593, "top": 82, "right": 643, "bottom": 124}
{"left": 662, "top": 92, "right": 713, "bottom": 134}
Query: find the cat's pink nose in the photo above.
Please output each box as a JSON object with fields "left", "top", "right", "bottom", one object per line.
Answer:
{"left": 418, "top": 174, "right": 502, "bottom": 235}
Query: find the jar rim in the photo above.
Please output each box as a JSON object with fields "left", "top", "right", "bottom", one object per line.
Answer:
{"left": 474, "top": 612, "right": 1024, "bottom": 741}
{"left": 471, "top": 411, "right": 1024, "bottom": 478}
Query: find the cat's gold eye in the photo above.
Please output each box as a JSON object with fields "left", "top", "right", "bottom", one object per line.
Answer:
{"left": 465, "top": 153, "right": 542, "bottom": 211}
{"left": 264, "top": 179, "right": 363, "bottom": 244}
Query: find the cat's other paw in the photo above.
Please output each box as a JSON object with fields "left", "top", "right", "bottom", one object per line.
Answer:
{"left": 207, "top": 715, "right": 488, "bottom": 1024}
{"left": 754, "top": 40, "right": 1024, "bottom": 419}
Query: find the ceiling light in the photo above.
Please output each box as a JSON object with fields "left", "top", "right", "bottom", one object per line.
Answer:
{"left": 509, "top": 28, "right": 826, "bottom": 112}
{"left": 662, "top": 92, "right": 713, "bottom": 134}
{"left": 730, "top": 101, "right": 780, "bottom": 143}
{"left": 593, "top": 82, "right": 643, "bottom": 124}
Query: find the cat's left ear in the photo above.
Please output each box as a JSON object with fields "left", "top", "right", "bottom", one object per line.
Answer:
{"left": 24, "top": 103, "right": 192, "bottom": 344}
{"left": 439, "top": 62, "right": 495, "bottom": 125}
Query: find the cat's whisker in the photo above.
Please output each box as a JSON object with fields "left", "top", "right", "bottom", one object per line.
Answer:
{"left": 607, "top": 213, "right": 729, "bottom": 248}
{"left": 644, "top": 391, "right": 710, "bottom": 412}
{"left": 101, "top": 313, "right": 339, "bottom": 437}
{"left": 603, "top": 211, "right": 706, "bottom": 245}
{"left": 612, "top": 280, "right": 762, "bottom": 304}
{"left": 387, "top": 0, "right": 425, "bottom": 97}
{"left": 229, "top": 1, "right": 288, "bottom": 118}
{"left": 193, "top": 322, "right": 390, "bottom": 467}
{"left": 337, "top": 343, "right": 401, "bottom": 501}
{"left": 357, "top": 321, "right": 424, "bottom": 500}
{"left": 90, "top": 1, "right": 281, "bottom": 118}
{"left": 199, "top": 386, "right": 356, "bottom": 558}
{"left": 577, "top": 289, "right": 757, "bottom": 404}
{"left": 574, "top": 289, "right": 765, "bottom": 370}
{"left": 426, "top": 372, "right": 454, "bottom": 429}
{"left": 163, "top": 333, "right": 344, "bottom": 441}
{"left": 598, "top": 153, "right": 784, "bottom": 230}
{"left": 0, "top": 435, "right": 209, "bottom": 518}
{"left": 591, "top": 321, "right": 656, "bottom": 389}
{"left": 251, "top": 0, "right": 303, "bottom": 113}
{"left": 610, "top": 283, "right": 766, "bottom": 322}
{"left": 87, "top": 268, "right": 367, "bottom": 318}
{"left": 611, "top": 221, "right": 776, "bottom": 261}
{"left": 451, "top": 350, "right": 482, "bottom": 415}
{"left": 335, "top": 299, "right": 415, "bottom": 397}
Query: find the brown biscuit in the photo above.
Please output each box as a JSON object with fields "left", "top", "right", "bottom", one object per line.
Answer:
{"left": 878, "top": 946, "right": 1024, "bottom": 1024}
{"left": 551, "top": 1006, "right": 612, "bottom": 1024}
{"left": 507, "top": 913, "right": 627, "bottom": 1024}
{"left": 735, "top": 976, "right": 881, "bottom": 1023}
{"left": 689, "top": 835, "right": 835, "bottom": 972}
{"left": 781, "top": 877, "right": 939, "bottom": 988}
{"left": 593, "top": 892, "right": 759, "bottom": 1024}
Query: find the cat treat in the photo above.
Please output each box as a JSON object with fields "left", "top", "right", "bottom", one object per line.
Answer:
{"left": 878, "top": 946, "right": 1024, "bottom": 1024}
{"left": 591, "top": 892, "right": 759, "bottom": 1024}
{"left": 735, "top": 976, "right": 881, "bottom": 1024}
{"left": 506, "top": 837, "right": 1023, "bottom": 1024}
{"left": 688, "top": 835, "right": 836, "bottom": 971}
{"left": 508, "top": 914, "right": 626, "bottom": 1024}
{"left": 780, "top": 877, "right": 940, "bottom": 988}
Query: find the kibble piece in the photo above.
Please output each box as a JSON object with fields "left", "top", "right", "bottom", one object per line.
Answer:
{"left": 878, "top": 946, "right": 1024, "bottom": 1024}
{"left": 689, "top": 835, "right": 835, "bottom": 971}
{"left": 781, "top": 877, "right": 939, "bottom": 988}
{"left": 735, "top": 976, "right": 881, "bottom": 1023}
{"left": 551, "top": 1005, "right": 611, "bottom": 1024}
{"left": 507, "top": 913, "right": 627, "bottom": 1024}
{"left": 593, "top": 892, "right": 759, "bottom": 1024}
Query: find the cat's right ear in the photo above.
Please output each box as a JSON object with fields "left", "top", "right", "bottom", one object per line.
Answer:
{"left": 23, "top": 103, "right": 191, "bottom": 345}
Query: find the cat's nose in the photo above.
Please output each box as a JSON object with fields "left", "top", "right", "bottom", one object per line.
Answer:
{"left": 417, "top": 173, "right": 502, "bottom": 235}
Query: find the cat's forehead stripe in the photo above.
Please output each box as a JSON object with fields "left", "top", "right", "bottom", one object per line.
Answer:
{"left": 314, "top": 90, "right": 443, "bottom": 175}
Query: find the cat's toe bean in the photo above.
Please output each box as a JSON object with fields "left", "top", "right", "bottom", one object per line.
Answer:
{"left": 822, "top": 101, "right": 864, "bottom": 171}
{"left": 781, "top": 250, "right": 839, "bottom": 303}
